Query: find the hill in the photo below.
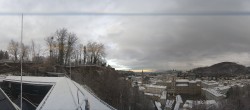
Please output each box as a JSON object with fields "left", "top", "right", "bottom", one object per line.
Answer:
{"left": 191, "top": 62, "right": 249, "bottom": 77}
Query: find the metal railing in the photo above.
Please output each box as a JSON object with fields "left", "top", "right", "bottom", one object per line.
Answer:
{"left": 64, "top": 73, "right": 116, "bottom": 110}
{"left": 81, "top": 85, "right": 117, "bottom": 110}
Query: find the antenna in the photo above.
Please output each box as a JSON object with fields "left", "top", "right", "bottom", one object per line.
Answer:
{"left": 70, "top": 56, "right": 71, "bottom": 79}
{"left": 20, "top": 13, "right": 23, "bottom": 110}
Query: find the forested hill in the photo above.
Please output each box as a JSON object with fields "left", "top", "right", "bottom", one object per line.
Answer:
{"left": 191, "top": 62, "right": 250, "bottom": 76}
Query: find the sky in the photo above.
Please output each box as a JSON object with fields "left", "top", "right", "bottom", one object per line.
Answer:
{"left": 1, "top": 0, "right": 250, "bottom": 71}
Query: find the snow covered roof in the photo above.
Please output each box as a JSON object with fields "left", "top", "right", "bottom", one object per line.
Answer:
{"left": 0, "top": 75, "right": 6, "bottom": 82}
{"left": 155, "top": 101, "right": 162, "bottom": 110}
{"left": 176, "top": 83, "right": 188, "bottom": 86}
{"left": 144, "top": 84, "right": 166, "bottom": 89}
{"left": 160, "top": 91, "right": 167, "bottom": 99}
{"left": 176, "top": 79, "right": 201, "bottom": 83}
{"left": 176, "top": 79, "right": 189, "bottom": 82}
{"left": 183, "top": 100, "right": 217, "bottom": 109}
{"left": 202, "top": 88, "right": 225, "bottom": 97}
{"left": 174, "top": 103, "right": 180, "bottom": 110}
{"left": 3, "top": 76, "right": 116, "bottom": 110}
{"left": 174, "top": 95, "right": 183, "bottom": 110}
{"left": 144, "top": 93, "right": 161, "bottom": 97}
{"left": 202, "top": 80, "right": 219, "bottom": 85}
{"left": 183, "top": 100, "right": 193, "bottom": 109}
{"left": 165, "top": 100, "right": 174, "bottom": 109}
{"left": 215, "top": 86, "right": 230, "bottom": 91}
{"left": 139, "top": 86, "right": 146, "bottom": 91}
{"left": 176, "top": 95, "right": 183, "bottom": 103}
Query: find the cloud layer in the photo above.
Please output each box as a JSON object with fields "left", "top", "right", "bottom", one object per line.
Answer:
{"left": 1, "top": 0, "right": 250, "bottom": 70}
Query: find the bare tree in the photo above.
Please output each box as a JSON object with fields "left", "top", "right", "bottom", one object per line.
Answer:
{"left": 36, "top": 44, "right": 42, "bottom": 58}
{"left": 33, "top": 43, "right": 43, "bottom": 63}
{"left": 20, "top": 43, "right": 29, "bottom": 62}
{"left": 45, "top": 36, "right": 54, "bottom": 59}
{"left": 65, "top": 33, "right": 78, "bottom": 65}
{"left": 31, "top": 40, "right": 36, "bottom": 61}
{"left": 8, "top": 40, "right": 19, "bottom": 62}
{"left": 87, "top": 42, "right": 96, "bottom": 64}
{"left": 87, "top": 41, "right": 106, "bottom": 65}
{"left": 56, "top": 28, "right": 67, "bottom": 65}
{"left": 79, "top": 44, "right": 83, "bottom": 65}
{"left": 83, "top": 45, "right": 87, "bottom": 64}
{"left": 95, "top": 43, "right": 106, "bottom": 65}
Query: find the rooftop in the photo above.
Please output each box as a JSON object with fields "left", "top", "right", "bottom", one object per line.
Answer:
{"left": 183, "top": 100, "right": 217, "bottom": 109}
{"left": 176, "top": 83, "right": 188, "bottom": 86}
{"left": 3, "top": 76, "right": 116, "bottom": 110}
{"left": 165, "top": 100, "right": 174, "bottom": 108}
{"left": 202, "top": 88, "right": 225, "bottom": 97}
{"left": 144, "top": 84, "right": 166, "bottom": 89}
{"left": 0, "top": 88, "right": 19, "bottom": 110}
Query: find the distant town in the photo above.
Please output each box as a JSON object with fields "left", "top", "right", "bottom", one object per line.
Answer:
{"left": 118, "top": 62, "right": 250, "bottom": 110}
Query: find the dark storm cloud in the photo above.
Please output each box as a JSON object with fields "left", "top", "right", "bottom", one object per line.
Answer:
{"left": 1, "top": 0, "right": 250, "bottom": 70}
{"left": 104, "top": 0, "right": 250, "bottom": 70}
{"left": 108, "top": 16, "right": 250, "bottom": 70}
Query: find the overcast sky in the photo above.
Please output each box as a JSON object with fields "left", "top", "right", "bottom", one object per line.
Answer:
{"left": 1, "top": 0, "right": 250, "bottom": 71}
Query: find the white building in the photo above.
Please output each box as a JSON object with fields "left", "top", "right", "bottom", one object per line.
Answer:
{"left": 202, "top": 88, "right": 226, "bottom": 100}
{"left": 183, "top": 100, "right": 217, "bottom": 110}
{"left": 214, "top": 85, "right": 230, "bottom": 94}
{"left": 201, "top": 80, "right": 219, "bottom": 88}
{"left": 165, "top": 100, "right": 174, "bottom": 110}
{"left": 174, "top": 95, "right": 183, "bottom": 110}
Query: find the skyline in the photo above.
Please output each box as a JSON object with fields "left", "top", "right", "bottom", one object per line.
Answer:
{"left": 1, "top": 0, "right": 250, "bottom": 71}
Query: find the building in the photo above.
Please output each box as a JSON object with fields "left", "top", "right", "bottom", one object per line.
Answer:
{"left": 201, "top": 88, "right": 226, "bottom": 100}
{"left": 165, "top": 100, "right": 175, "bottom": 110}
{"left": 166, "top": 77, "right": 201, "bottom": 95}
{"left": 144, "top": 84, "right": 166, "bottom": 94}
{"left": 174, "top": 95, "right": 183, "bottom": 110}
{"left": 182, "top": 100, "right": 218, "bottom": 110}
{"left": 201, "top": 80, "right": 219, "bottom": 88}
{"left": 214, "top": 86, "right": 230, "bottom": 94}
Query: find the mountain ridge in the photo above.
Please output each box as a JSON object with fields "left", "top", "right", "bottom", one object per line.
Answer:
{"left": 190, "top": 62, "right": 250, "bottom": 77}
